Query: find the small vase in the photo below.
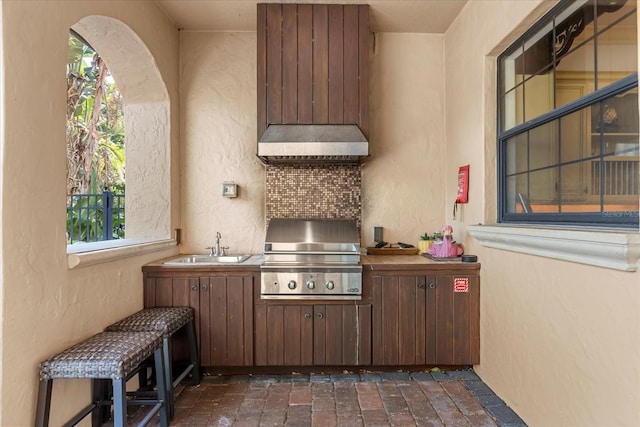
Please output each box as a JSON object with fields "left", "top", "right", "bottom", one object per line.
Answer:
{"left": 418, "top": 240, "right": 434, "bottom": 254}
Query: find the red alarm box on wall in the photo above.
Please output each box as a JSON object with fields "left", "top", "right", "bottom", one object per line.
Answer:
{"left": 456, "top": 165, "right": 469, "bottom": 203}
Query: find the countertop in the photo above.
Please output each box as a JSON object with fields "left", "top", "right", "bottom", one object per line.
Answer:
{"left": 143, "top": 254, "right": 479, "bottom": 272}
{"left": 362, "top": 254, "right": 480, "bottom": 271}
{"left": 362, "top": 254, "right": 472, "bottom": 265}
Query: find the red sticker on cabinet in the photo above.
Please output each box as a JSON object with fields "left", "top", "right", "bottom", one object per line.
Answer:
{"left": 454, "top": 278, "right": 469, "bottom": 292}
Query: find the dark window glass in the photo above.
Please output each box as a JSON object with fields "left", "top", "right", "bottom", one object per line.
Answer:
{"left": 498, "top": 0, "right": 638, "bottom": 227}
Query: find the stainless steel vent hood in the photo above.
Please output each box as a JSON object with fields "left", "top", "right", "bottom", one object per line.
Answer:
{"left": 257, "top": 124, "right": 369, "bottom": 164}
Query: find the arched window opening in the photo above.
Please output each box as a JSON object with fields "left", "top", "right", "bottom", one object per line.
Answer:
{"left": 67, "top": 30, "right": 125, "bottom": 243}
{"left": 66, "top": 16, "right": 173, "bottom": 265}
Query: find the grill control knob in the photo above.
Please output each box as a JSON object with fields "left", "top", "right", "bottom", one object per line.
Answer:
{"left": 325, "top": 280, "right": 335, "bottom": 290}
{"left": 306, "top": 280, "right": 315, "bottom": 290}
{"left": 287, "top": 280, "right": 297, "bottom": 290}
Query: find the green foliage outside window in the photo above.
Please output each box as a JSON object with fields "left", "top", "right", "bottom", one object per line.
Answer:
{"left": 66, "top": 32, "right": 126, "bottom": 243}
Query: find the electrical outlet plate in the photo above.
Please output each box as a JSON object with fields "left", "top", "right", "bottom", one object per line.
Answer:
{"left": 222, "top": 182, "right": 237, "bottom": 198}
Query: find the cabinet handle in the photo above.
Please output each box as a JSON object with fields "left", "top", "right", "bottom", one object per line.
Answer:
{"left": 429, "top": 283, "right": 435, "bottom": 289}
{"left": 201, "top": 284, "right": 208, "bottom": 291}
{"left": 304, "top": 313, "right": 311, "bottom": 319}
{"left": 316, "top": 312, "right": 324, "bottom": 319}
{"left": 191, "top": 284, "right": 198, "bottom": 291}
{"left": 418, "top": 283, "right": 426, "bottom": 289}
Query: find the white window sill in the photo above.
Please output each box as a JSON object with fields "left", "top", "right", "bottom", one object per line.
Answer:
{"left": 67, "top": 238, "right": 177, "bottom": 269}
{"left": 467, "top": 225, "right": 640, "bottom": 272}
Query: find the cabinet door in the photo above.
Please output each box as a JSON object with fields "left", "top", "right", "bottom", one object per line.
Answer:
{"left": 144, "top": 275, "right": 199, "bottom": 310}
{"left": 254, "top": 304, "right": 314, "bottom": 366}
{"left": 433, "top": 275, "right": 480, "bottom": 365}
{"left": 199, "top": 275, "right": 254, "bottom": 367}
{"left": 314, "top": 304, "right": 371, "bottom": 366}
{"left": 372, "top": 275, "right": 432, "bottom": 365}
{"left": 254, "top": 303, "right": 371, "bottom": 366}
{"left": 143, "top": 275, "right": 200, "bottom": 361}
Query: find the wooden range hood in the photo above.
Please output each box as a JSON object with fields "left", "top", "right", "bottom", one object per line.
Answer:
{"left": 257, "top": 3, "right": 370, "bottom": 164}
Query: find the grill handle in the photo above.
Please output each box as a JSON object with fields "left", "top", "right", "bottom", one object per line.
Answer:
{"left": 261, "top": 265, "right": 363, "bottom": 272}
{"left": 263, "top": 250, "right": 360, "bottom": 256}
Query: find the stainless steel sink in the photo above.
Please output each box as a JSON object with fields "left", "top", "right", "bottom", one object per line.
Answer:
{"left": 164, "top": 254, "right": 251, "bottom": 265}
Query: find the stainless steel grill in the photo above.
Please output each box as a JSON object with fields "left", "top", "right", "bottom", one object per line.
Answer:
{"left": 260, "top": 218, "right": 362, "bottom": 300}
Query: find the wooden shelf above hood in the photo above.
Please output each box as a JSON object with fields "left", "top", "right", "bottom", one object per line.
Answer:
{"left": 257, "top": 3, "right": 370, "bottom": 163}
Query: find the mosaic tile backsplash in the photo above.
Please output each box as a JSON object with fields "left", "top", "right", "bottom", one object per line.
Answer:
{"left": 265, "top": 164, "right": 362, "bottom": 230}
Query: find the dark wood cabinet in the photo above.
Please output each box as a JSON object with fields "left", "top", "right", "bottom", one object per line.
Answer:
{"left": 370, "top": 270, "right": 480, "bottom": 366}
{"left": 144, "top": 271, "right": 256, "bottom": 367}
{"left": 142, "top": 259, "right": 479, "bottom": 370}
{"left": 254, "top": 302, "right": 372, "bottom": 366}
{"left": 371, "top": 275, "right": 431, "bottom": 366}
{"left": 433, "top": 274, "right": 480, "bottom": 365}
{"left": 199, "top": 275, "right": 254, "bottom": 367}
{"left": 257, "top": 3, "right": 369, "bottom": 138}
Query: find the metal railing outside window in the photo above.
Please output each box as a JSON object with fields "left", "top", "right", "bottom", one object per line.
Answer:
{"left": 67, "top": 189, "right": 125, "bottom": 244}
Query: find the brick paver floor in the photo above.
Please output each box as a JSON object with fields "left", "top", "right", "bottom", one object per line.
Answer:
{"left": 130, "top": 370, "right": 527, "bottom": 426}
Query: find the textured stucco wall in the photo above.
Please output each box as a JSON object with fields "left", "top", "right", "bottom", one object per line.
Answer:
{"left": 180, "top": 31, "right": 266, "bottom": 255}
{"left": 363, "top": 32, "right": 447, "bottom": 246}
{"left": 0, "top": 1, "right": 179, "bottom": 425}
{"left": 179, "top": 31, "right": 446, "bottom": 251}
{"left": 445, "top": 1, "right": 640, "bottom": 426}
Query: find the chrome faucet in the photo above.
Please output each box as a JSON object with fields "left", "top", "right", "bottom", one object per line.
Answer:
{"left": 207, "top": 232, "right": 229, "bottom": 256}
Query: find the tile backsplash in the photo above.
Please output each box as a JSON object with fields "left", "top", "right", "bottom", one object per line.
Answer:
{"left": 265, "top": 164, "right": 362, "bottom": 229}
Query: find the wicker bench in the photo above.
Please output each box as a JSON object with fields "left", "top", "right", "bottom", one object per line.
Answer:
{"left": 104, "top": 307, "right": 201, "bottom": 419}
{"left": 35, "top": 331, "right": 169, "bottom": 427}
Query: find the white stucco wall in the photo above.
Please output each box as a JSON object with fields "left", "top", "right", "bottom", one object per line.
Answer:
{"left": 0, "top": 1, "right": 180, "bottom": 425}
{"left": 445, "top": 1, "right": 640, "bottom": 426}
{"left": 180, "top": 32, "right": 266, "bottom": 255}
{"left": 363, "top": 32, "right": 447, "bottom": 245}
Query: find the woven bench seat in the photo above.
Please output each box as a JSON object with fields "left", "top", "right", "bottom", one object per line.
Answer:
{"left": 106, "top": 307, "right": 193, "bottom": 338}
{"left": 105, "top": 307, "right": 201, "bottom": 419}
{"left": 35, "top": 331, "right": 169, "bottom": 427}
